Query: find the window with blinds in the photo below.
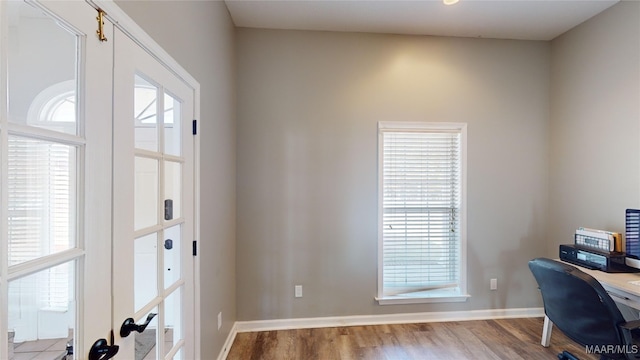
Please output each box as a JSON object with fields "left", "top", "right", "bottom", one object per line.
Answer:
{"left": 378, "top": 122, "right": 467, "bottom": 302}
{"left": 8, "top": 137, "right": 75, "bottom": 310}
{"left": 7, "top": 87, "right": 77, "bottom": 312}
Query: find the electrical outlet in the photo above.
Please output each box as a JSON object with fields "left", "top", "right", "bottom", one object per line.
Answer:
{"left": 490, "top": 278, "right": 498, "bottom": 291}
{"left": 217, "top": 312, "right": 222, "bottom": 330}
{"left": 295, "top": 285, "right": 303, "bottom": 298}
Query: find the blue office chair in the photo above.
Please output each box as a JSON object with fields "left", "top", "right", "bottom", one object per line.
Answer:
{"left": 528, "top": 257, "right": 640, "bottom": 360}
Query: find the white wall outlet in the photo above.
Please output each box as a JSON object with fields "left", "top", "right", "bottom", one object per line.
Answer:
{"left": 490, "top": 278, "right": 498, "bottom": 291}
{"left": 217, "top": 312, "right": 222, "bottom": 330}
{"left": 295, "top": 285, "right": 303, "bottom": 298}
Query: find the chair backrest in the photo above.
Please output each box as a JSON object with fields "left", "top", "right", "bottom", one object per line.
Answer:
{"left": 528, "top": 258, "right": 626, "bottom": 350}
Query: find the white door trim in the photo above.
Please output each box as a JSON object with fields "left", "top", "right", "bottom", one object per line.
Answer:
{"left": 87, "top": 0, "right": 199, "bottom": 90}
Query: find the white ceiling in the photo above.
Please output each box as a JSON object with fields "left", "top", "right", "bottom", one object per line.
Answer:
{"left": 224, "top": 0, "right": 619, "bottom": 41}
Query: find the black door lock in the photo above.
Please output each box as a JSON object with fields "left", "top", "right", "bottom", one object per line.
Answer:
{"left": 164, "top": 199, "right": 173, "bottom": 220}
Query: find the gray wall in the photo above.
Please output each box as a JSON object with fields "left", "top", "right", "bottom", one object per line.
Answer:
{"left": 115, "top": 0, "right": 237, "bottom": 356}
{"left": 548, "top": 1, "right": 640, "bottom": 255}
{"left": 236, "top": 30, "right": 551, "bottom": 320}
{"left": 115, "top": 0, "right": 640, "bottom": 348}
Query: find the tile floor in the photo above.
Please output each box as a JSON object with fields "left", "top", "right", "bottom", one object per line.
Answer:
{"left": 8, "top": 328, "right": 174, "bottom": 360}
{"left": 11, "top": 337, "right": 69, "bottom": 360}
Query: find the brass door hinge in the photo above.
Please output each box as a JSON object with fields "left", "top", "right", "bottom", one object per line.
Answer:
{"left": 96, "top": 9, "right": 107, "bottom": 42}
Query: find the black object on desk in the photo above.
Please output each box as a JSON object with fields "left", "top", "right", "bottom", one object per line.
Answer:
{"left": 559, "top": 244, "right": 640, "bottom": 273}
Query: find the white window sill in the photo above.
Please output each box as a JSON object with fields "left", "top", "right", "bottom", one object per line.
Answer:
{"left": 376, "top": 290, "right": 470, "bottom": 305}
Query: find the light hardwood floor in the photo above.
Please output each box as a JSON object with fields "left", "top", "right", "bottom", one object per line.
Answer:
{"left": 227, "top": 317, "right": 598, "bottom": 359}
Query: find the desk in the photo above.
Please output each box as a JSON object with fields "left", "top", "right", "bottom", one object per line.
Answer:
{"left": 541, "top": 260, "right": 640, "bottom": 347}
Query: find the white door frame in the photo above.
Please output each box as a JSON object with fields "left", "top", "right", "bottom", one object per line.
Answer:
{"left": 87, "top": 1, "right": 202, "bottom": 357}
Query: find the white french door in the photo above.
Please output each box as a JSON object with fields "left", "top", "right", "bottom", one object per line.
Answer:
{"left": 112, "top": 27, "right": 195, "bottom": 360}
{"left": 0, "top": 1, "right": 198, "bottom": 359}
{"left": 0, "top": 1, "right": 113, "bottom": 358}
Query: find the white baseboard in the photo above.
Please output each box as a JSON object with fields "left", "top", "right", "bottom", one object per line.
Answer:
{"left": 233, "top": 307, "right": 544, "bottom": 333}
{"left": 216, "top": 322, "right": 238, "bottom": 360}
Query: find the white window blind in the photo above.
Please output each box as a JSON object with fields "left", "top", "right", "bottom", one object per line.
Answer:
{"left": 6, "top": 85, "right": 78, "bottom": 313}
{"left": 8, "top": 137, "right": 74, "bottom": 310}
{"left": 379, "top": 123, "right": 464, "bottom": 298}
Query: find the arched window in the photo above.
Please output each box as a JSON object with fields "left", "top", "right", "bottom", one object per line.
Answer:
{"left": 26, "top": 79, "right": 77, "bottom": 134}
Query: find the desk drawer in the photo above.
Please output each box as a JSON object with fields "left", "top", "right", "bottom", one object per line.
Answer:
{"left": 605, "top": 286, "right": 640, "bottom": 311}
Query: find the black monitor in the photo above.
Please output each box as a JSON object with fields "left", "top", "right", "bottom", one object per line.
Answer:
{"left": 626, "top": 209, "right": 640, "bottom": 269}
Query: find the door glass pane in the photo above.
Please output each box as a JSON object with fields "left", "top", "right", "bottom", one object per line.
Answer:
{"left": 8, "top": 261, "right": 75, "bottom": 360}
{"left": 135, "top": 75, "right": 158, "bottom": 151}
{"left": 164, "top": 288, "right": 182, "bottom": 357}
{"left": 135, "top": 157, "right": 158, "bottom": 230}
{"left": 8, "top": 136, "right": 77, "bottom": 265}
{"left": 8, "top": 1, "right": 78, "bottom": 135}
{"left": 163, "top": 92, "right": 181, "bottom": 156}
{"left": 135, "top": 307, "right": 158, "bottom": 360}
{"left": 135, "top": 233, "right": 158, "bottom": 312}
{"left": 164, "top": 161, "right": 181, "bottom": 221}
{"left": 164, "top": 225, "right": 181, "bottom": 289}
{"left": 172, "top": 348, "right": 183, "bottom": 360}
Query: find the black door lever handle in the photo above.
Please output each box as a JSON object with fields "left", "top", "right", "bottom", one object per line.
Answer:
{"left": 89, "top": 332, "right": 119, "bottom": 360}
{"left": 120, "top": 312, "right": 157, "bottom": 337}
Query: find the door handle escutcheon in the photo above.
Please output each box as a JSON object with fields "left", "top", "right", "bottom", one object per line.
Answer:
{"left": 120, "top": 312, "right": 157, "bottom": 337}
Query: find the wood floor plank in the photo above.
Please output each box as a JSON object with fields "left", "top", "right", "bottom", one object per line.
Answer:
{"left": 226, "top": 317, "right": 600, "bottom": 359}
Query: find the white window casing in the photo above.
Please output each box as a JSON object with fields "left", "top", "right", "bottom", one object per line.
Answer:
{"left": 377, "top": 121, "right": 469, "bottom": 305}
